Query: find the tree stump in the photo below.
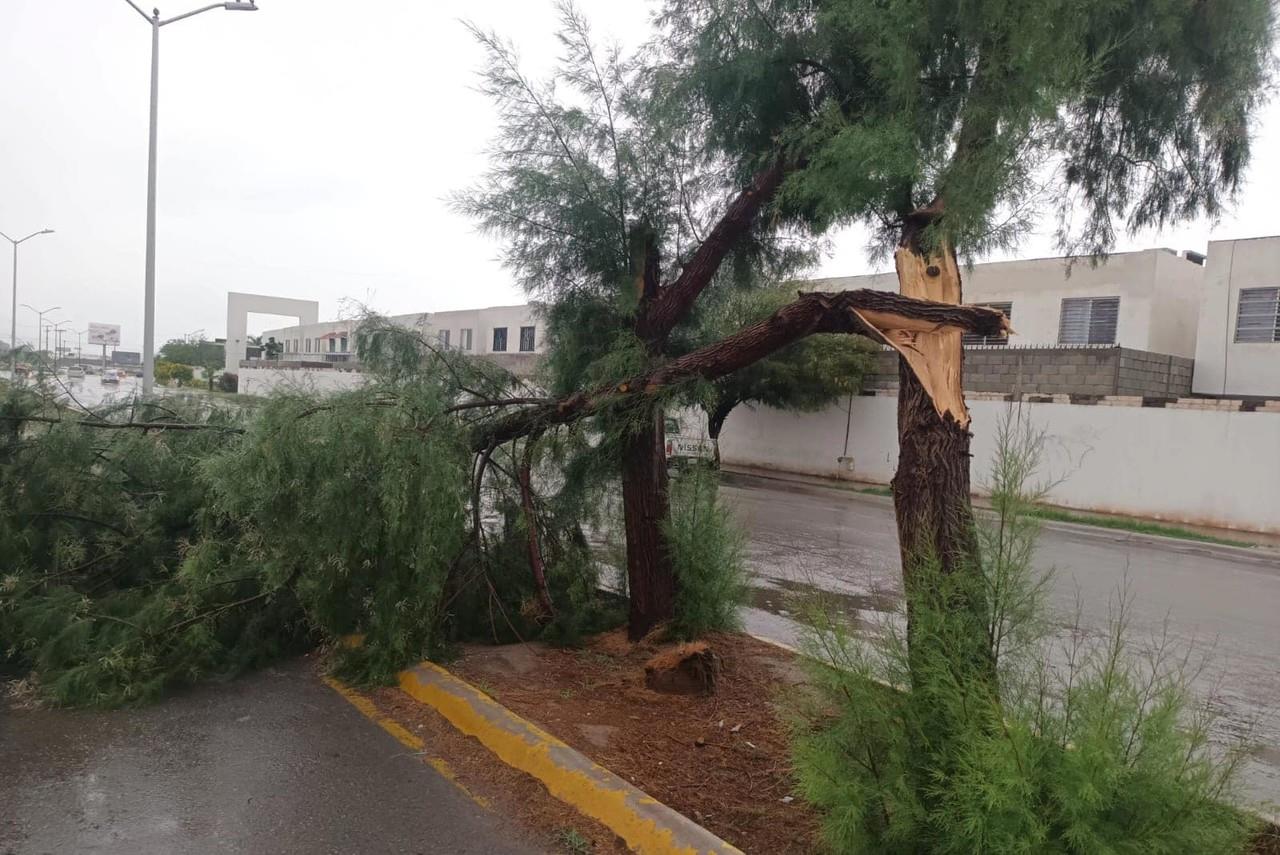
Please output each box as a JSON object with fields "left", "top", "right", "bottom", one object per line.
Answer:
{"left": 643, "top": 642, "right": 721, "bottom": 695}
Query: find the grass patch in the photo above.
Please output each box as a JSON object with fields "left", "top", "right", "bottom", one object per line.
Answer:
{"left": 849, "top": 483, "right": 1253, "bottom": 548}
{"left": 555, "top": 827, "right": 593, "bottom": 854}
{"left": 1022, "top": 505, "right": 1254, "bottom": 548}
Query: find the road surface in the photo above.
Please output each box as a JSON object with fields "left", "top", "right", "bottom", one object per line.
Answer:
{"left": 723, "top": 471, "right": 1280, "bottom": 810}
{"left": 0, "top": 661, "right": 541, "bottom": 855}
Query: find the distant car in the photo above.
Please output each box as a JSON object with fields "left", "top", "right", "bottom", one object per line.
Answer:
{"left": 67, "top": 366, "right": 85, "bottom": 379}
{"left": 101, "top": 370, "right": 120, "bottom": 385}
{"left": 664, "top": 415, "right": 717, "bottom": 469}
{"left": 83, "top": 365, "right": 97, "bottom": 375}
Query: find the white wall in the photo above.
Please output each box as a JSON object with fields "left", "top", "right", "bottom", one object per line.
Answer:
{"left": 1193, "top": 236, "right": 1280, "bottom": 397}
{"left": 810, "top": 249, "right": 1205, "bottom": 356}
{"left": 258, "top": 303, "right": 546, "bottom": 359}
{"left": 719, "top": 396, "right": 1280, "bottom": 534}
{"left": 237, "top": 366, "right": 367, "bottom": 397}
{"left": 225, "top": 292, "right": 319, "bottom": 372}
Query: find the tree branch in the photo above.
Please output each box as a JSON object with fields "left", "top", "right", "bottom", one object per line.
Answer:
{"left": 472, "top": 289, "right": 1008, "bottom": 450}
{"left": 638, "top": 157, "right": 790, "bottom": 344}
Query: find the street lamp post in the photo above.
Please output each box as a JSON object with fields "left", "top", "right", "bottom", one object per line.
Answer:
{"left": 120, "top": 0, "right": 259, "bottom": 396}
{"left": 1, "top": 229, "right": 54, "bottom": 375}
{"left": 21, "top": 304, "right": 61, "bottom": 379}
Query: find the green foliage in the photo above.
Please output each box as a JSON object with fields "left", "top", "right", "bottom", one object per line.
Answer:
{"left": 154, "top": 360, "right": 194, "bottom": 386}
{"left": 158, "top": 337, "right": 223, "bottom": 371}
{"left": 1, "top": 338, "right": 618, "bottom": 705}
{"left": 215, "top": 372, "right": 238, "bottom": 394}
{"left": 656, "top": 0, "right": 1274, "bottom": 258}
{"left": 792, "top": 411, "right": 1258, "bottom": 853}
{"left": 691, "top": 285, "right": 876, "bottom": 437}
{"left": 663, "top": 464, "right": 748, "bottom": 638}
{"left": 0, "top": 389, "right": 274, "bottom": 705}
{"left": 197, "top": 380, "right": 473, "bottom": 684}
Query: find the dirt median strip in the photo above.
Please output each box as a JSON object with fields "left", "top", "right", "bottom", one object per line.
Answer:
{"left": 398, "top": 659, "right": 745, "bottom": 855}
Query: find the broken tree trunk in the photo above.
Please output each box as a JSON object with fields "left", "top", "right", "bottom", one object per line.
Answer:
{"left": 470, "top": 289, "right": 1008, "bottom": 452}
{"left": 886, "top": 221, "right": 994, "bottom": 685}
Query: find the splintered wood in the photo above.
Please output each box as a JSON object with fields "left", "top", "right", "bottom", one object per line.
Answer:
{"left": 851, "top": 245, "right": 1010, "bottom": 428}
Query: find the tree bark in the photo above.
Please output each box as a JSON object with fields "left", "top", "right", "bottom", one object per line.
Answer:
{"left": 620, "top": 405, "right": 676, "bottom": 639}
{"left": 706, "top": 397, "right": 738, "bottom": 468}
{"left": 518, "top": 443, "right": 555, "bottom": 619}
{"left": 889, "top": 219, "right": 994, "bottom": 684}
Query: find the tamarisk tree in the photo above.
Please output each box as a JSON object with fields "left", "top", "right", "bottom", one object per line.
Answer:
{"left": 461, "top": 0, "right": 1272, "bottom": 645}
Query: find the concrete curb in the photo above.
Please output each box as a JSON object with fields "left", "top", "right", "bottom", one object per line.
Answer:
{"left": 398, "top": 660, "right": 744, "bottom": 855}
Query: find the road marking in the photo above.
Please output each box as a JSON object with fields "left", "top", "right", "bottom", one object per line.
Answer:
{"left": 322, "top": 675, "right": 491, "bottom": 809}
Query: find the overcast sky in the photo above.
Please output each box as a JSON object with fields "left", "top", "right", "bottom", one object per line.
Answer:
{"left": 2, "top": 1, "right": 1277, "bottom": 351}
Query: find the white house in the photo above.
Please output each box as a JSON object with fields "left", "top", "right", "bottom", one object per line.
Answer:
{"left": 1192, "top": 235, "right": 1280, "bottom": 398}
{"left": 255, "top": 303, "right": 546, "bottom": 368}
{"left": 808, "top": 247, "right": 1206, "bottom": 357}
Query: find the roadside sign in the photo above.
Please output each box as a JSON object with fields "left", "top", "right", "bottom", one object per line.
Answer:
{"left": 87, "top": 323, "right": 122, "bottom": 346}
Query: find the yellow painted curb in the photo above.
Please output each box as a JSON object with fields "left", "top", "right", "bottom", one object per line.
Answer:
{"left": 322, "top": 675, "right": 490, "bottom": 809}
{"left": 399, "top": 661, "right": 744, "bottom": 855}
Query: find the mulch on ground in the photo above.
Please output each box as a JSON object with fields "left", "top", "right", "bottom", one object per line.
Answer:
{"left": 449, "top": 630, "right": 823, "bottom": 855}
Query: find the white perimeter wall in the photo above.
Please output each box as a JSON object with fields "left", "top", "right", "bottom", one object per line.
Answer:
{"left": 237, "top": 367, "right": 367, "bottom": 397}
{"left": 719, "top": 396, "right": 1280, "bottom": 534}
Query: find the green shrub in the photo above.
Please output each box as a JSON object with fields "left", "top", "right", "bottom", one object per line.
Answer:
{"left": 154, "top": 360, "right": 194, "bottom": 386}
{"left": 792, "top": 410, "right": 1258, "bottom": 854}
{"left": 663, "top": 463, "right": 748, "bottom": 639}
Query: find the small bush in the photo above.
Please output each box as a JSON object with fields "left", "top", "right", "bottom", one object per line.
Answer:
{"left": 215, "top": 372, "right": 238, "bottom": 393}
{"left": 663, "top": 463, "right": 748, "bottom": 639}
{"left": 792, "top": 409, "right": 1258, "bottom": 854}
{"left": 154, "top": 360, "right": 194, "bottom": 386}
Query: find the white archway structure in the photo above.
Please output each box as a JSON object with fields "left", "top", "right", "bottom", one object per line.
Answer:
{"left": 225, "top": 292, "right": 320, "bottom": 372}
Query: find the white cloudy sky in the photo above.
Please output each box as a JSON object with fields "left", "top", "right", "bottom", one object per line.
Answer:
{"left": 2, "top": 0, "right": 1277, "bottom": 351}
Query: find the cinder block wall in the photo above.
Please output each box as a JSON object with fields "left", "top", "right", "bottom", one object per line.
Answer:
{"left": 865, "top": 346, "right": 1194, "bottom": 397}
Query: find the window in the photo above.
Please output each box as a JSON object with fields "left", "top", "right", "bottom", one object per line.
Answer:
{"left": 328, "top": 337, "right": 336, "bottom": 353}
{"left": 1235, "top": 287, "right": 1280, "bottom": 343}
{"left": 460, "top": 328, "right": 473, "bottom": 351}
{"left": 305, "top": 338, "right": 311, "bottom": 353}
{"left": 438, "top": 329, "right": 451, "bottom": 348}
{"left": 492, "top": 327, "right": 508, "bottom": 352}
{"left": 519, "top": 325, "right": 536, "bottom": 352}
{"left": 962, "top": 302, "right": 1012, "bottom": 346}
{"left": 340, "top": 336, "right": 349, "bottom": 353}
{"left": 1058, "top": 296, "right": 1119, "bottom": 344}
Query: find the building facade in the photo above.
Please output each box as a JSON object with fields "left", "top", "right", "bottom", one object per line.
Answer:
{"left": 811, "top": 247, "right": 1206, "bottom": 357}
{"left": 253, "top": 303, "right": 546, "bottom": 376}
{"left": 1193, "top": 235, "right": 1280, "bottom": 398}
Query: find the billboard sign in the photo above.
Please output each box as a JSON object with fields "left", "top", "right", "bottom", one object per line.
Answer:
{"left": 87, "top": 323, "right": 121, "bottom": 347}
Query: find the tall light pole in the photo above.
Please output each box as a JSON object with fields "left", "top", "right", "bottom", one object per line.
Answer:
{"left": 22, "top": 304, "right": 60, "bottom": 379}
{"left": 1, "top": 229, "right": 55, "bottom": 375}
{"left": 121, "top": 0, "right": 259, "bottom": 396}
{"left": 75, "top": 329, "right": 89, "bottom": 365}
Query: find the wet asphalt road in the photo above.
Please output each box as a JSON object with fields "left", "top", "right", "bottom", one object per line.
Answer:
{"left": 0, "top": 661, "right": 541, "bottom": 855}
{"left": 722, "top": 472, "right": 1280, "bottom": 810}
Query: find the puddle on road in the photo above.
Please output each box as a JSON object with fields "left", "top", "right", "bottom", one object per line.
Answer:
{"left": 750, "top": 576, "right": 901, "bottom": 630}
